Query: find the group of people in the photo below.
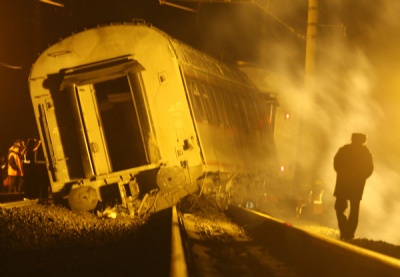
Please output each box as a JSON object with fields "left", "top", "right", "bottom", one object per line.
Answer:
{"left": 1, "top": 138, "right": 42, "bottom": 199}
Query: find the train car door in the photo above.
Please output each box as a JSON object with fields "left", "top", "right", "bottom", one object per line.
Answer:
{"left": 90, "top": 76, "right": 149, "bottom": 171}
{"left": 71, "top": 75, "right": 150, "bottom": 176}
{"left": 75, "top": 84, "right": 112, "bottom": 175}
{"left": 48, "top": 57, "right": 154, "bottom": 181}
{"left": 38, "top": 98, "right": 73, "bottom": 183}
{"left": 34, "top": 57, "right": 159, "bottom": 190}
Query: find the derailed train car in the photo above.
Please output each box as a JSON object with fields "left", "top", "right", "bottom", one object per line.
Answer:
{"left": 28, "top": 21, "right": 281, "bottom": 215}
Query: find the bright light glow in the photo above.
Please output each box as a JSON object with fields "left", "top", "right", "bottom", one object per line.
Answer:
{"left": 280, "top": 165, "right": 285, "bottom": 172}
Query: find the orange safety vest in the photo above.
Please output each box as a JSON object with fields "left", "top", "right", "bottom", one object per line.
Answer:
{"left": 8, "top": 147, "right": 23, "bottom": 177}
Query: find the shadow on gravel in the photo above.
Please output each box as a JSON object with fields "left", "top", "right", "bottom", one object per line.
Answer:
{"left": 0, "top": 206, "right": 172, "bottom": 276}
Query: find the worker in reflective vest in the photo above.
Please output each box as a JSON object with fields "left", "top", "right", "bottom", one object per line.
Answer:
{"left": 7, "top": 140, "right": 24, "bottom": 193}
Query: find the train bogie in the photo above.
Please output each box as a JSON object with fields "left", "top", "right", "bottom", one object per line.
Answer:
{"left": 29, "top": 21, "right": 280, "bottom": 214}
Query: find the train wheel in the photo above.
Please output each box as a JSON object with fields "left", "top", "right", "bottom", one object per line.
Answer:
{"left": 156, "top": 166, "right": 186, "bottom": 192}
{"left": 68, "top": 186, "right": 98, "bottom": 212}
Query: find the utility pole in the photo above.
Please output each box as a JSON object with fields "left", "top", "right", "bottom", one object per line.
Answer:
{"left": 294, "top": 0, "right": 319, "bottom": 193}
{"left": 305, "top": 0, "right": 318, "bottom": 77}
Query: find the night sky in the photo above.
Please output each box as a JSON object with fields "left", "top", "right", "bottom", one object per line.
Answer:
{"left": 2, "top": 0, "right": 400, "bottom": 243}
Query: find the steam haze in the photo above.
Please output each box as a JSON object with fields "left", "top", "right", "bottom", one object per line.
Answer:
{"left": 256, "top": 1, "right": 400, "bottom": 244}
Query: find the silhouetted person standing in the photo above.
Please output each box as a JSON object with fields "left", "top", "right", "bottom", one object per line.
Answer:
{"left": 334, "top": 133, "right": 374, "bottom": 240}
{"left": 22, "top": 138, "right": 41, "bottom": 199}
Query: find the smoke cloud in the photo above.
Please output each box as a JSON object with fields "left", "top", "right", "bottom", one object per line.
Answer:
{"left": 256, "top": 1, "right": 400, "bottom": 244}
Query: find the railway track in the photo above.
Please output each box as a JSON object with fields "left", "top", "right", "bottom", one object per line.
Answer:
{"left": 0, "top": 192, "right": 25, "bottom": 203}
{"left": 225, "top": 206, "right": 400, "bottom": 277}
{"left": 177, "top": 205, "right": 400, "bottom": 277}
{"left": 1, "top": 199, "right": 399, "bottom": 276}
{"left": 0, "top": 198, "right": 39, "bottom": 209}
{"left": 0, "top": 193, "right": 39, "bottom": 209}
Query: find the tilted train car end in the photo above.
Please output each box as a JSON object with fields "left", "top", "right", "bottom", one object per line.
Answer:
{"left": 28, "top": 21, "right": 280, "bottom": 216}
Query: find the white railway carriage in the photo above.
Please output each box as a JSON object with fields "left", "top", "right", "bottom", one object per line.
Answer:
{"left": 29, "top": 21, "right": 279, "bottom": 213}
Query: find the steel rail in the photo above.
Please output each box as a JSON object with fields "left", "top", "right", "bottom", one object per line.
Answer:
{"left": 170, "top": 205, "right": 189, "bottom": 277}
{"left": 0, "top": 199, "right": 39, "bottom": 209}
{"left": 227, "top": 206, "right": 400, "bottom": 277}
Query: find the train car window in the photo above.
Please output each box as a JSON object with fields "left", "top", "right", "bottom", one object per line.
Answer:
{"left": 265, "top": 104, "right": 273, "bottom": 126}
{"left": 253, "top": 95, "right": 277, "bottom": 134}
{"left": 204, "top": 87, "right": 217, "bottom": 124}
{"left": 188, "top": 81, "right": 207, "bottom": 121}
{"left": 238, "top": 96, "right": 252, "bottom": 130}
{"left": 228, "top": 94, "right": 245, "bottom": 130}
{"left": 182, "top": 67, "right": 266, "bottom": 131}
{"left": 218, "top": 89, "right": 235, "bottom": 128}
{"left": 254, "top": 98, "right": 266, "bottom": 128}
{"left": 244, "top": 97, "right": 260, "bottom": 131}
{"left": 209, "top": 87, "right": 227, "bottom": 126}
{"left": 199, "top": 84, "right": 218, "bottom": 124}
{"left": 264, "top": 99, "right": 276, "bottom": 134}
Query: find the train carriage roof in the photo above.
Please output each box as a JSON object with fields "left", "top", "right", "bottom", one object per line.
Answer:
{"left": 169, "top": 38, "right": 256, "bottom": 88}
{"left": 29, "top": 21, "right": 259, "bottom": 92}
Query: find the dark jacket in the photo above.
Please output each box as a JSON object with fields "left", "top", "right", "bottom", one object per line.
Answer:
{"left": 334, "top": 143, "right": 374, "bottom": 200}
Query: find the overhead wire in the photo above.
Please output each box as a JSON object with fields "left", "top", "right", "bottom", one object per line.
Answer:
{"left": 0, "top": 62, "right": 23, "bottom": 70}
